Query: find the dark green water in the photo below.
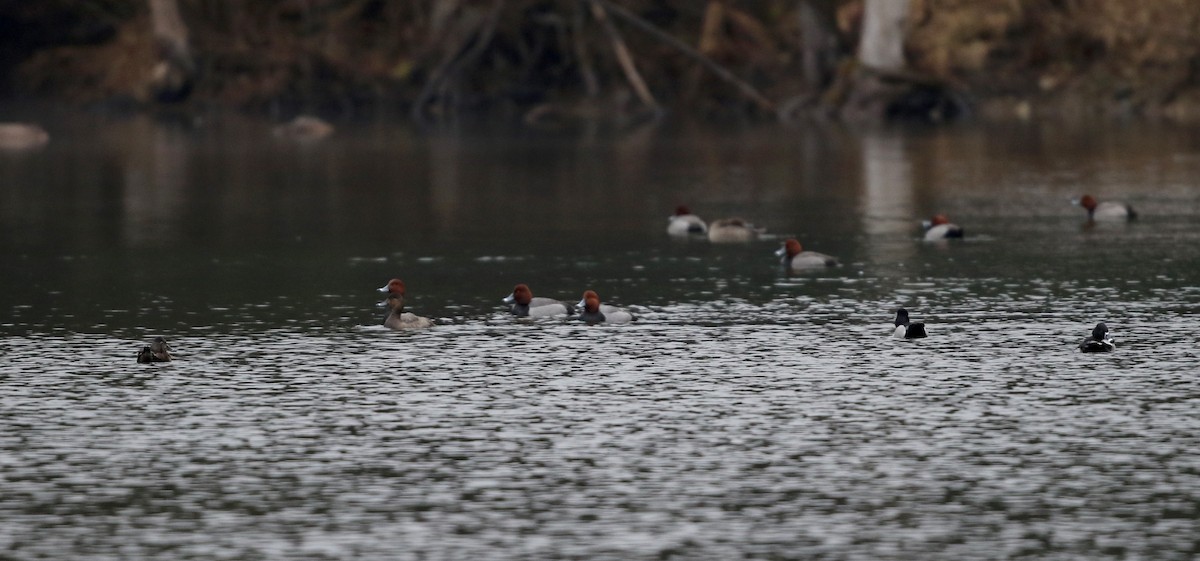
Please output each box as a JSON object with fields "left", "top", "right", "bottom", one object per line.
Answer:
{"left": 1, "top": 113, "right": 1198, "bottom": 560}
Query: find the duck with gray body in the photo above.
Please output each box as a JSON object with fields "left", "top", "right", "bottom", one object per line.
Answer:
{"left": 503, "top": 284, "right": 572, "bottom": 318}
{"left": 777, "top": 238, "right": 839, "bottom": 269}
{"left": 576, "top": 290, "right": 633, "bottom": 325}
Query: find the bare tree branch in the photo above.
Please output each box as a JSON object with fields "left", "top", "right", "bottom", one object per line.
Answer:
{"left": 592, "top": 0, "right": 774, "bottom": 113}
{"left": 588, "top": 0, "right": 658, "bottom": 111}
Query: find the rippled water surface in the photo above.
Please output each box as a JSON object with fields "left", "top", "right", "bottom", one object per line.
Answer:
{"left": 2, "top": 114, "right": 1199, "bottom": 560}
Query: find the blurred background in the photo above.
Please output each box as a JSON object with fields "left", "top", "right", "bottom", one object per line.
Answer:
{"left": 3, "top": 0, "right": 1200, "bottom": 124}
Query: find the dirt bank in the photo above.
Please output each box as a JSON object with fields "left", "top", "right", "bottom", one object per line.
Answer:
{"left": 4, "top": 0, "right": 1200, "bottom": 123}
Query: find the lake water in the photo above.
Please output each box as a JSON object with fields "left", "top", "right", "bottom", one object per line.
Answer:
{"left": 1, "top": 112, "right": 1198, "bottom": 560}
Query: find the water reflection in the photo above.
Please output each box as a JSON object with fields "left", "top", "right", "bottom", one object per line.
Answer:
{"left": 860, "top": 130, "right": 917, "bottom": 273}
{"left": 121, "top": 118, "right": 190, "bottom": 245}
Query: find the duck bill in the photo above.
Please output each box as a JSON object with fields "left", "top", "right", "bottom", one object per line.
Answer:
{"left": 377, "top": 285, "right": 389, "bottom": 293}
{"left": 502, "top": 294, "right": 515, "bottom": 304}
{"left": 774, "top": 247, "right": 786, "bottom": 257}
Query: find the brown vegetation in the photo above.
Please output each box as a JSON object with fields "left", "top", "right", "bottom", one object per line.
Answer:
{"left": 3, "top": 0, "right": 1200, "bottom": 123}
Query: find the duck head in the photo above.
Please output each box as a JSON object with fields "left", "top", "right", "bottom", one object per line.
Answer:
{"left": 503, "top": 284, "right": 533, "bottom": 306}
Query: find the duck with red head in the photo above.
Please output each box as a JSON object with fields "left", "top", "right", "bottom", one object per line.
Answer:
{"left": 377, "top": 278, "right": 434, "bottom": 329}
{"left": 922, "top": 214, "right": 964, "bottom": 241}
{"left": 1076, "top": 194, "right": 1136, "bottom": 221}
{"left": 667, "top": 205, "right": 708, "bottom": 237}
{"left": 576, "top": 290, "right": 633, "bottom": 325}
{"left": 776, "top": 238, "right": 839, "bottom": 269}
{"left": 503, "top": 284, "right": 573, "bottom": 318}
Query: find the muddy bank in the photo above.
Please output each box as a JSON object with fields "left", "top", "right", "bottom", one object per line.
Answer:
{"left": 3, "top": 0, "right": 1200, "bottom": 124}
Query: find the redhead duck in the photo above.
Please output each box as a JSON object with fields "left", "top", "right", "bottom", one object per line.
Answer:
{"left": 667, "top": 205, "right": 708, "bottom": 236}
{"left": 576, "top": 290, "right": 634, "bottom": 325}
{"left": 1079, "top": 322, "right": 1115, "bottom": 352}
{"left": 0, "top": 123, "right": 49, "bottom": 150}
{"left": 777, "top": 238, "right": 839, "bottom": 269}
{"left": 893, "top": 308, "right": 928, "bottom": 339}
{"left": 377, "top": 278, "right": 434, "bottom": 329}
{"left": 273, "top": 115, "right": 334, "bottom": 140}
{"left": 922, "top": 214, "right": 964, "bottom": 241}
{"left": 136, "top": 336, "right": 172, "bottom": 363}
{"left": 1076, "top": 194, "right": 1136, "bottom": 221}
{"left": 707, "top": 218, "right": 765, "bottom": 243}
{"left": 503, "top": 284, "right": 573, "bottom": 318}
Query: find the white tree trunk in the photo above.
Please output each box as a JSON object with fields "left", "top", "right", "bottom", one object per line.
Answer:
{"left": 858, "top": 0, "right": 909, "bottom": 71}
{"left": 147, "top": 0, "right": 194, "bottom": 101}
{"left": 150, "top": 0, "right": 191, "bottom": 61}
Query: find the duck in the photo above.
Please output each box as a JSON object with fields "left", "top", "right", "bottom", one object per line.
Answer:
{"left": 273, "top": 115, "right": 334, "bottom": 140}
{"left": 1076, "top": 194, "right": 1136, "bottom": 221}
{"left": 1078, "top": 322, "right": 1116, "bottom": 352}
{"left": 777, "top": 238, "right": 839, "bottom": 269}
{"left": 707, "top": 217, "right": 765, "bottom": 243}
{"left": 377, "top": 278, "right": 435, "bottom": 329}
{"left": 893, "top": 308, "right": 928, "bottom": 339}
{"left": 667, "top": 205, "right": 708, "bottom": 236}
{"left": 136, "top": 336, "right": 172, "bottom": 363}
{"left": 503, "top": 283, "right": 573, "bottom": 318}
{"left": 0, "top": 123, "right": 50, "bottom": 150}
{"left": 576, "top": 290, "right": 634, "bottom": 325}
{"left": 922, "top": 214, "right": 964, "bottom": 241}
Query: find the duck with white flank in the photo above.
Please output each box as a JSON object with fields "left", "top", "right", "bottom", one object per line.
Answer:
{"left": 1076, "top": 194, "right": 1136, "bottom": 222}
{"left": 922, "top": 214, "right": 964, "bottom": 241}
{"left": 667, "top": 205, "right": 707, "bottom": 237}
{"left": 893, "top": 308, "right": 928, "bottom": 339}
{"left": 777, "top": 238, "right": 839, "bottom": 269}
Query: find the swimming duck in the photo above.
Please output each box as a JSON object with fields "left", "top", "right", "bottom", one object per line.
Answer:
{"left": 503, "top": 283, "right": 573, "bottom": 318}
{"left": 0, "top": 123, "right": 49, "bottom": 150}
{"left": 893, "top": 308, "right": 928, "bottom": 339}
{"left": 576, "top": 290, "right": 634, "bottom": 325}
{"left": 667, "top": 205, "right": 708, "bottom": 236}
{"left": 377, "top": 278, "right": 435, "bottom": 329}
{"left": 922, "top": 214, "right": 964, "bottom": 241}
{"left": 1078, "top": 322, "right": 1115, "bottom": 352}
{"left": 136, "top": 336, "right": 172, "bottom": 363}
{"left": 707, "top": 218, "right": 764, "bottom": 243}
{"left": 777, "top": 238, "right": 839, "bottom": 269}
{"left": 1076, "top": 194, "right": 1136, "bottom": 221}
{"left": 273, "top": 115, "right": 334, "bottom": 140}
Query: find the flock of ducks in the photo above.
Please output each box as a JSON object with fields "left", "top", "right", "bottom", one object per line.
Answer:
{"left": 376, "top": 279, "right": 635, "bottom": 331}
{"left": 670, "top": 204, "right": 965, "bottom": 269}
{"left": 663, "top": 196, "right": 1130, "bottom": 353}
{"left": 135, "top": 193, "right": 1133, "bottom": 362}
